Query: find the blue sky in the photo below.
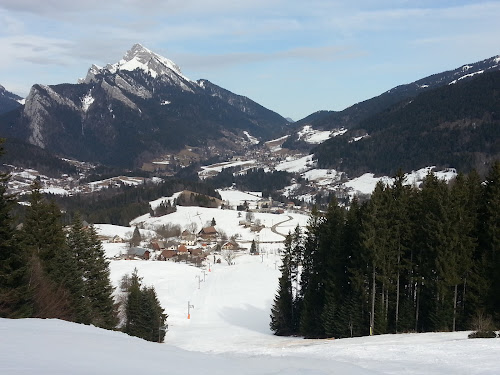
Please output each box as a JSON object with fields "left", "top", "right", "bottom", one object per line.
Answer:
{"left": 1, "top": 0, "right": 499, "bottom": 120}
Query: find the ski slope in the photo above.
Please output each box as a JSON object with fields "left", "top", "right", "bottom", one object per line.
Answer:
{"left": 2, "top": 251, "right": 499, "bottom": 374}
{"left": 1, "top": 215, "right": 499, "bottom": 374}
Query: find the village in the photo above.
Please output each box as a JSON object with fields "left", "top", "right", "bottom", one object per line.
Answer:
{"left": 91, "top": 188, "right": 310, "bottom": 268}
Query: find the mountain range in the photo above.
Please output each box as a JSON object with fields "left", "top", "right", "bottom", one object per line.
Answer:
{"left": 0, "top": 44, "right": 287, "bottom": 168}
{"left": 0, "top": 44, "right": 499, "bottom": 177}
{"left": 313, "top": 68, "right": 500, "bottom": 176}
{"left": 297, "top": 54, "right": 500, "bottom": 132}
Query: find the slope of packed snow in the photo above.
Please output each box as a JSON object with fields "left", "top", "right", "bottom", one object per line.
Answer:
{"left": 94, "top": 224, "right": 156, "bottom": 241}
{"left": 2, "top": 251, "right": 499, "bottom": 374}
{"left": 217, "top": 189, "right": 262, "bottom": 207}
{"left": 275, "top": 154, "right": 315, "bottom": 173}
{"left": 344, "top": 167, "right": 458, "bottom": 196}
{"left": 130, "top": 205, "right": 307, "bottom": 243}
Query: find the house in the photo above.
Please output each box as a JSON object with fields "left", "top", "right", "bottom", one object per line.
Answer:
{"left": 159, "top": 249, "right": 176, "bottom": 260}
{"left": 177, "top": 244, "right": 188, "bottom": 253}
{"left": 189, "top": 248, "right": 204, "bottom": 256}
{"left": 180, "top": 229, "right": 192, "bottom": 238}
{"left": 221, "top": 241, "right": 239, "bottom": 251}
{"left": 151, "top": 240, "right": 166, "bottom": 251}
{"left": 126, "top": 247, "right": 150, "bottom": 260}
{"left": 181, "top": 231, "right": 197, "bottom": 246}
{"left": 164, "top": 241, "right": 179, "bottom": 251}
{"left": 198, "top": 226, "right": 218, "bottom": 240}
{"left": 112, "top": 235, "right": 124, "bottom": 243}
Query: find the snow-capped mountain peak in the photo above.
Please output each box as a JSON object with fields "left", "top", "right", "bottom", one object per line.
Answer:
{"left": 80, "top": 43, "right": 191, "bottom": 84}
{"left": 111, "top": 43, "right": 186, "bottom": 79}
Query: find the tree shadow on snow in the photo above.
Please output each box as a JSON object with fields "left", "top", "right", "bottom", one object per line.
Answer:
{"left": 218, "top": 302, "right": 273, "bottom": 334}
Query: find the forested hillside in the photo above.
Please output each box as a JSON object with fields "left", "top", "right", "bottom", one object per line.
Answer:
{"left": 271, "top": 165, "right": 500, "bottom": 338}
{"left": 313, "top": 70, "right": 500, "bottom": 176}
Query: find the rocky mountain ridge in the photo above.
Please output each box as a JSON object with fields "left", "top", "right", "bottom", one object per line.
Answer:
{"left": 296, "top": 54, "right": 500, "bottom": 132}
{"left": 0, "top": 44, "right": 288, "bottom": 168}
{"left": 0, "top": 84, "right": 23, "bottom": 115}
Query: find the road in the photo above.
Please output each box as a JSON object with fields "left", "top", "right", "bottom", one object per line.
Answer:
{"left": 270, "top": 215, "right": 294, "bottom": 238}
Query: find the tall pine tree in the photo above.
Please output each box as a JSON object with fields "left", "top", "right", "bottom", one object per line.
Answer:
{"left": 0, "top": 140, "right": 32, "bottom": 318}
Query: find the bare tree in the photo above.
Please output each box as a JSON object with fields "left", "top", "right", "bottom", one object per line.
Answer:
{"left": 186, "top": 222, "right": 198, "bottom": 234}
{"left": 245, "top": 211, "right": 254, "bottom": 222}
{"left": 222, "top": 250, "right": 235, "bottom": 266}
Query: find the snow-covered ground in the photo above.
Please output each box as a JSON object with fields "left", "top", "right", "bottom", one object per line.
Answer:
{"left": 2, "top": 251, "right": 499, "bottom": 374}
{"left": 275, "top": 154, "right": 315, "bottom": 173}
{"left": 130, "top": 204, "right": 307, "bottom": 243}
{"left": 198, "top": 160, "right": 258, "bottom": 179}
{"left": 297, "top": 125, "right": 347, "bottom": 144}
{"left": 343, "top": 167, "right": 458, "bottom": 196}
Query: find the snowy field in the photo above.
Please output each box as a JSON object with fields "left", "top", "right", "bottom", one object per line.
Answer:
{"left": 2, "top": 190, "right": 497, "bottom": 374}
{"left": 130, "top": 204, "right": 309, "bottom": 243}
{"left": 1, "top": 252, "right": 499, "bottom": 375}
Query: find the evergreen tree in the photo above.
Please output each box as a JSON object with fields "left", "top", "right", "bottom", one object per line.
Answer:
{"left": 130, "top": 226, "right": 142, "bottom": 247}
{"left": 22, "top": 182, "right": 87, "bottom": 322}
{"left": 360, "top": 181, "right": 391, "bottom": 334}
{"left": 250, "top": 239, "right": 257, "bottom": 254}
{"left": 85, "top": 224, "right": 118, "bottom": 328}
{"left": 211, "top": 217, "right": 216, "bottom": 226}
{"left": 270, "top": 234, "right": 295, "bottom": 335}
{"left": 67, "top": 213, "right": 118, "bottom": 328}
{"left": 124, "top": 268, "right": 143, "bottom": 338}
{"left": 0, "top": 140, "right": 32, "bottom": 318}
{"left": 123, "top": 268, "right": 167, "bottom": 342}
{"left": 344, "top": 197, "right": 370, "bottom": 337}
{"left": 140, "top": 286, "right": 168, "bottom": 343}
{"left": 321, "top": 198, "right": 347, "bottom": 338}
{"left": 447, "top": 173, "right": 476, "bottom": 330}
{"left": 480, "top": 162, "right": 500, "bottom": 322}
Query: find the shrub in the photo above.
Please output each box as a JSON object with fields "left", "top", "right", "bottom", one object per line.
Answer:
{"left": 468, "top": 331, "right": 497, "bottom": 339}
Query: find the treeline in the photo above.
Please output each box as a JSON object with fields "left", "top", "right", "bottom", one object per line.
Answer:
{"left": 0, "top": 181, "right": 167, "bottom": 343}
{"left": 0, "top": 179, "right": 117, "bottom": 328}
{"left": 271, "top": 163, "right": 500, "bottom": 338}
{"left": 50, "top": 178, "right": 222, "bottom": 226}
{"left": 0, "top": 137, "right": 78, "bottom": 177}
{"left": 208, "top": 167, "right": 292, "bottom": 197}
{"left": 0, "top": 138, "right": 166, "bottom": 342}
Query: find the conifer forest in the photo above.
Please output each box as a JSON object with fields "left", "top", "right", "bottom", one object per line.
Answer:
{"left": 0, "top": 141, "right": 165, "bottom": 342}
{"left": 271, "top": 165, "right": 500, "bottom": 338}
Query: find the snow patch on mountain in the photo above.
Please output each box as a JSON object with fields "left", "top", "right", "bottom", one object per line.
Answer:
{"left": 265, "top": 135, "right": 289, "bottom": 152}
{"left": 199, "top": 160, "right": 258, "bottom": 179}
{"left": 243, "top": 131, "right": 260, "bottom": 145}
{"left": 275, "top": 154, "right": 315, "bottom": 173}
{"left": 297, "top": 125, "right": 347, "bottom": 144}
{"left": 81, "top": 91, "right": 94, "bottom": 112}
{"left": 449, "top": 70, "right": 484, "bottom": 85}
{"left": 350, "top": 134, "right": 369, "bottom": 143}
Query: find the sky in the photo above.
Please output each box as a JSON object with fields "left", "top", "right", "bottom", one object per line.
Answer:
{"left": 1, "top": 1, "right": 499, "bottom": 120}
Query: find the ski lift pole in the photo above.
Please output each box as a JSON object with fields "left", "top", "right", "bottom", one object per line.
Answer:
{"left": 202, "top": 270, "right": 206, "bottom": 282}
{"left": 187, "top": 301, "right": 194, "bottom": 319}
{"left": 195, "top": 275, "right": 201, "bottom": 289}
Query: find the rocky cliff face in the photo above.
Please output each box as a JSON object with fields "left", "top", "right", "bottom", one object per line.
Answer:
{"left": 0, "top": 44, "right": 287, "bottom": 167}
